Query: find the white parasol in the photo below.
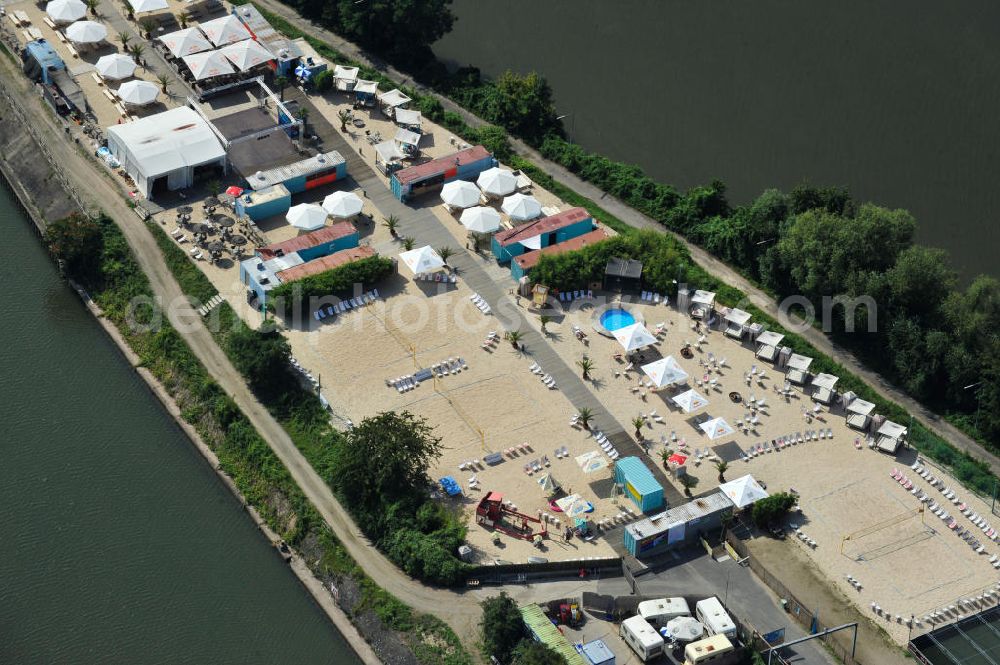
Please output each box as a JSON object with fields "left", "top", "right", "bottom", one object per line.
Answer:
{"left": 286, "top": 203, "right": 327, "bottom": 231}
{"left": 322, "top": 191, "right": 364, "bottom": 219}
{"left": 440, "top": 180, "right": 481, "bottom": 209}
{"left": 477, "top": 167, "right": 517, "bottom": 197}
{"left": 501, "top": 193, "right": 542, "bottom": 221}
{"left": 94, "top": 53, "right": 136, "bottom": 81}
{"left": 460, "top": 206, "right": 502, "bottom": 234}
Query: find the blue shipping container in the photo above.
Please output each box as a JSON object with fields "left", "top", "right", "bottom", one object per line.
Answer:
{"left": 614, "top": 457, "right": 664, "bottom": 513}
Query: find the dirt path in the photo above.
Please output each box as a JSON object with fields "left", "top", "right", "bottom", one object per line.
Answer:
{"left": 248, "top": 0, "right": 997, "bottom": 476}
{"left": 748, "top": 537, "right": 911, "bottom": 665}
{"left": 0, "top": 48, "right": 483, "bottom": 652}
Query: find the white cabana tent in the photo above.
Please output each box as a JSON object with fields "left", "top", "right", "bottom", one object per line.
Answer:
{"left": 127, "top": 0, "right": 168, "bottom": 13}
{"left": 846, "top": 397, "right": 876, "bottom": 431}
{"left": 576, "top": 451, "right": 609, "bottom": 474}
{"left": 286, "top": 203, "right": 327, "bottom": 231}
{"left": 441, "top": 180, "right": 481, "bottom": 209}
{"left": 536, "top": 473, "right": 560, "bottom": 494}
{"left": 198, "top": 15, "right": 250, "bottom": 47}
{"left": 94, "top": 53, "right": 136, "bottom": 81}
{"left": 719, "top": 474, "right": 769, "bottom": 509}
{"left": 665, "top": 617, "right": 705, "bottom": 643}
{"left": 810, "top": 373, "right": 839, "bottom": 404}
{"left": 690, "top": 290, "right": 716, "bottom": 319}
{"left": 105, "top": 107, "right": 227, "bottom": 199}
{"left": 876, "top": 420, "right": 908, "bottom": 454}
{"left": 672, "top": 388, "right": 709, "bottom": 413}
{"left": 354, "top": 79, "right": 378, "bottom": 97}
{"left": 477, "top": 167, "right": 517, "bottom": 197}
{"left": 785, "top": 353, "right": 813, "bottom": 384}
{"left": 699, "top": 417, "right": 734, "bottom": 440}
{"left": 218, "top": 39, "right": 274, "bottom": 71}
{"left": 322, "top": 191, "right": 363, "bottom": 218}
{"left": 460, "top": 206, "right": 502, "bottom": 233}
{"left": 755, "top": 330, "right": 785, "bottom": 362}
{"left": 66, "top": 20, "right": 107, "bottom": 44}
{"left": 399, "top": 246, "right": 445, "bottom": 274}
{"left": 641, "top": 356, "right": 689, "bottom": 389}
{"left": 374, "top": 140, "right": 405, "bottom": 173}
{"left": 333, "top": 64, "right": 359, "bottom": 90}
{"left": 116, "top": 79, "right": 159, "bottom": 107}
{"left": 612, "top": 323, "right": 658, "bottom": 353}
{"left": 501, "top": 193, "right": 542, "bottom": 221}
{"left": 377, "top": 88, "right": 411, "bottom": 114}
{"left": 45, "top": 0, "right": 86, "bottom": 24}
{"left": 182, "top": 50, "right": 236, "bottom": 80}
{"left": 158, "top": 28, "right": 212, "bottom": 58}
{"left": 394, "top": 127, "right": 421, "bottom": 155}
{"left": 724, "top": 308, "right": 752, "bottom": 339}
{"left": 394, "top": 108, "right": 422, "bottom": 130}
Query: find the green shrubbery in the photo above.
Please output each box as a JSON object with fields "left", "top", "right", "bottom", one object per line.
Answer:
{"left": 751, "top": 492, "right": 798, "bottom": 527}
{"left": 267, "top": 255, "right": 395, "bottom": 318}
{"left": 480, "top": 593, "right": 566, "bottom": 665}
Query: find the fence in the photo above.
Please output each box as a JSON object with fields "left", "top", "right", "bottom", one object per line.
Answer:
{"left": 725, "top": 530, "right": 866, "bottom": 665}
{"left": 466, "top": 556, "right": 622, "bottom": 586}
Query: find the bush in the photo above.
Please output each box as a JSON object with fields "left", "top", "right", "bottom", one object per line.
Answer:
{"left": 45, "top": 213, "right": 104, "bottom": 283}
{"left": 751, "top": 493, "right": 797, "bottom": 527}
{"left": 312, "top": 68, "right": 333, "bottom": 92}
{"left": 268, "top": 255, "right": 395, "bottom": 317}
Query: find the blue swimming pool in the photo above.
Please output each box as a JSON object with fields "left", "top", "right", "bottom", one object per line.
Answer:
{"left": 600, "top": 308, "right": 636, "bottom": 331}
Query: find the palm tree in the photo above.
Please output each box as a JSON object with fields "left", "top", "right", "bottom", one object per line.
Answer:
{"left": 715, "top": 460, "right": 729, "bottom": 482}
{"left": 382, "top": 214, "right": 400, "bottom": 238}
{"left": 539, "top": 314, "right": 552, "bottom": 333}
{"left": 155, "top": 72, "right": 171, "bottom": 93}
{"left": 632, "top": 415, "right": 646, "bottom": 439}
{"left": 296, "top": 107, "right": 309, "bottom": 135}
{"left": 577, "top": 357, "right": 594, "bottom": 380}
{"left": 120, "top": 0, "right": 133, "bottom": 19}
{"left": 337, "top": 108, "right": 352, "bottom": 132}
{"left": 139, "top": 18, "right": 156, "bottom": 38}
{"left": 117, "top": 30, "right": 131, "bottom": 49}
{"left": 128, "top": 42, "right": 144, "bottom": 63}
{"left": 437, "top": 246, "right": 454, "bottom": 266}
{"left": 576, "top": 407, "right": 594, "bottom": 431}
{"left": 84, "top": 0, "right": 99, "bottom": 16}
{"left": 401, "top": 236, "right": 415, "bottom": 251}
{"left": 679, "top": 474, "right": 697, "bottom": 498}
{"left": 177, "top": 11, "right": 189, "bottom": 28}
{"left": 274, "top": 75, "right": 289, "bottom": 101}
{"left": 659, "top": 448, "right": 673, "bottom": 468}
{"left": 506, "top": 330, "right": 523, "bottom": 350}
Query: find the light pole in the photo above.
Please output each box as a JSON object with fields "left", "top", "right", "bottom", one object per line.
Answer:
{"left": 556, "top": 113, "right": 575, "bottom": 140}
{"left": 964, "top": 382, "right": 984, "bottom": 434}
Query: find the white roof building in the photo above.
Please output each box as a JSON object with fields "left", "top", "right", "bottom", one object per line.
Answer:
{"left": 105, "top": 107, "right": 226, "bottom": 199}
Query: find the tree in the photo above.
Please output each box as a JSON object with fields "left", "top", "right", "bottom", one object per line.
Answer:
{"left": 577, "top": 357, "right": 594, "bottom": 380}
{"left": 332, "top": 0, "right": 455, "bottom": 67}
{"left": 328, "top": 411, "right": 443, "bottom": 510}
{"left": 44, "top": 213, "right": 104, "bottom": 283}
{"left": 155, "top": 72, "right": 171, "bottom": 93}
{"left": 225, "top": 324, "right": 293, "bottom": 401}
{"left": 296, "top": 107, "right": 310, "bottom": 134}
{"left": 117, "top": 30, "right": 131, "bottom": 49}
{"left": 511, "top": 640, "right": 567, "bottom": 665}
{"left": 382, "top": 214, "right": 400, "bottom": 238}
{"left": 436, "top": 245, "right": 454, "bottom": 266}
{"left": 312, "top": 69, "right": 334, "bottom": 93}
{"left": 631, "top": 415, "right": 645, "bottom": 439}
{"left": 402, "top": 236, "right": 415, "bottom": 251}
{"left": 715, "top": 460, "right": 729, "bottom": 482}
{"left": 177, "top": 10, "right": 189, "bottom": 28}
{"left": 506, "top": 329, "right": 523, "bottom": 349}
{"left": 471, "top": 70, "right": 561, "bottom": 144}
{"left": 139, "top": 17, "right": 156, "bottom": 38}
{"left": 751, "top": 492, "right": 797, "bottom": 527}
{"left": 337, "top": 108, "right": 352, "bottom": 131}
{"left": 206, "top": 180, "right": 222, "bottom": 197}
{"left": 273, "top": 75, "right": 289, "bottom": 101}
{"left": 128, "top": 42, "right": 145, "bottom": 63}
{"left": 120, "top": 0, "right": 133, "bottom": 19}
{"left": 576, "top": 407, "right": 594, "bottom": 431}
{"left": 659, "top": 448, "right": 673, "bottom": 468}
{"left": 679, "top": 474, "right": 697, "bottom": 497}
{"left": 480, "top": 593, "right": 525, "bottom": 664}
{"left": 539, "top": 314, "right": 552, "bottom": 333}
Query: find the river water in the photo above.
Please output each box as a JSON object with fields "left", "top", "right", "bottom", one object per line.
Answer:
{"left": 0, "top": 188, "right": 359, "bottom": 664}
{"left": 434, "top": 0, "right": 1000, "bottom": 280}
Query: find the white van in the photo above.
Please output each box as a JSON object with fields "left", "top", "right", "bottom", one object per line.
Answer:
{"left": 694, "top": 597, "right": 737, "bottom": 640}
{"left": 638, "top": 597, "right": 690, "bottom": 627}
{"left": 620, "top": 615, "right": 665, "bottom": 662}
{"left": 684, "top": 634, "right": 735, "bottom": 665}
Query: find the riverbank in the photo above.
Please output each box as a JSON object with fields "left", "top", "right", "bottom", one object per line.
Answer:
{"left": 0, "top": 56, "right": 382, "bottom": 665}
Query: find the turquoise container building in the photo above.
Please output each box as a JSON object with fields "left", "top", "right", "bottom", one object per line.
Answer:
{"left": 491, "top": 207, "right": 594, "bottom": 264}
{"left": 614, "top": 457, "right": 664, "bottom": 513}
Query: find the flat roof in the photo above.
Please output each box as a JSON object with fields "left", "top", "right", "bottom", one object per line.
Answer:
{"left": 234, "top": 5, "right": 301, "bottom": 60}
{"left": 811, "top": 373, "right": 839, "bottom": 391}
{"left": 275, "top": 246, "right": 374, "bottom": 283}
{"left": 211, "top": 106, "right": 276, "bottom": 141}
{"left": 258, "top": 221, "right": 356, "bottom": 259}
{"left": 494, "top": 207, "right": 592, "bottom": 247}
{"left": 228, "top": 131, "right": 301, "bottom": 176}
{"left": 756, "top": 330, "right": 785, "bottom": 347}
{"left": 615, "top": 456, "right": 663, "bottom": 497}
{"left": 393, "top": 145, "right": 491, "bottom": 185}
{"left": 787, "top": 353, "right": 813, "bottom": 371}
{"left": 626, "top": 490, "right": 733, "bottom": 541}
{"left": 241, "top": 252, "right": 304, "bottom": 292}
{"left": 847, "top": 398, "right": 877, "bottom": 416}
{"left": 246, "top": 151, "right": 345, "bottom": 190}
{"left": 725, "top": 308, "right": 752, "bottom": 326}
{"left": 605, "top": 255, "right": 643, "bottom": 278}
{"left": 513, "top": 229, "right": 609, "bottom": 271}
{"left": 25, "top": 39, "right": 65, "bottom": 71}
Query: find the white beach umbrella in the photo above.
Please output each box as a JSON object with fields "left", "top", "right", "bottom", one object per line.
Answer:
{"left": 672, "top": 388, "right": 709, "bottom": 414}
{"left": 477, "top": 167, "right": 517, "bottom": 197}
{"left": 158, "top": 28, "right": 213, "bottom": 58}
{"left": 440, "top": 180, "right": 481, "bottom": 209}
{"left": 612, "top": 322, "right": 657, "bottom": 353}
{"left": 666, "top": 617, "right": 704, "bottom": 643}
{"left": 127, "top": 0, "right": 168, "bottom": 13}
{"left": 45, "top": 0, "right": 86, "bottom": 24}
{"left": 575, "top": 451, "right": 609, "bottom": 474}
{"left": 501, "top": 193, "right": 542, "bottom": 221}
{"left": 182, "top": 50, "right": 236, "bottom": 81}
{"left": 699, "top": 417, "right": 735, "bottom": 440}
{"left": 322, "top": 191, "right": 364, "bottom": 219}
{"left": 198, "top": 15, "right": 250, "bottom": 47}
{"left": 536, "top": 473, "right": 559, "bottom": 494}
{"left": 116, "top": 80, "right": 159, "bottom": 107}
{"left": 718, "top": 475, "right": 769, "bottom": 509}
{"left": 398, "top": 246, "right": 444, "bottom": 274}
{"left": 459, "top": 206, "right": 501, "bottom": 234}
{"left": 641, "top": 356, "right": 689, "bottom": 389}
{"left": 94, "top": 53, "right": 136, "bottom": 81}
{"left": 66, "top": 20, "right": 107, "bottom": 44}
{"left": 286, "top": 203, "right": 327, "bottom": 232}
{"left": 218, "top": 38, "right": 274, "bottom": 71}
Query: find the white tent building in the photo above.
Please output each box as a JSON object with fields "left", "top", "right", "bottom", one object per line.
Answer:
{"left": 333, "top": 64, "right": 359, "bottom": 90}
{"left": 718, "top": 475, "right": 769, "bottom": 509}
{"left": 785, "top": 353, "right": 813, "bottom": 384}
{"left": 724, "top": 308, "right": 752, "bottom": 339}
{"left": 641, "top": 356, "right": 689, "bottom": 389}
{"left": 612, "top": 322, "right": 658, "bottom": 353}
{"left": 755, "top": 330, "right": 785, "bottom": 362}
{"left": 810, "top": 373, "right": 840, "bottom": 404}
{"left": 105, "top": 107, "right": 226, "bottom": 199}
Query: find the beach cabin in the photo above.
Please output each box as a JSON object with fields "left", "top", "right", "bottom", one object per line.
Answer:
{"left": 234, "top": 183, "right": 291, "bottom": 221}
{"left": 519, "top": 604, "right": 588, "bottom": 665}
{"left": 390, "top": 145, "right": 496, "bottom": 201}
{"left": 511, "top": 228, "right": 609, "bottom": 280}
{"left": 844, "top": 394, "right": 877, "bottom": 432}
{"left": 394, "top": 108, "right": 422, "bottom": 133}
{"left": 377, "top": 88, "right": 411, "bottom": 118}
{"left": 258, "top": 220, "right": 358, "bottom": 262}
{"left": 723, "top": 308, "right": 752, "bottom": 339}
{"left": 614, "top": 457, "right": 664, "bottom": 513}
{"left": 603, "top": 257, "right": 644, "bottom": 292}
{"left": 875, "top": 419, "right": 907, "bottom": 454}
{"left": 244, "top": 151, "right": 347, "bottom": 194}
{"left": 491, "top": 207, "right": 595, "bottom": 263}
{"left": 755, "top": 330, "right": 784, "bottom": 362}
{"left": 241, "top": 246, "right": 373, "bottom": 311}
{"left": 374, "top": 140, "right": 406, "bottom": 175}
{"left": 333, "top": 64, "right": 359, "bottom": 91}
{"left": 810, "top": 373, "right": 839, "bottom": 404}
{"left": 624, "top": 491, "right": 733, "bottom": 557}
{"left": 784, "top": 353, "right": 813, "bottom": 384}
{"left": 354, "top": 79, "right": 378, "bottom": 106}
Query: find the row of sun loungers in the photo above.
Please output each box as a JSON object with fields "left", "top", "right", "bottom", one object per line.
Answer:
{"left": 431, "top": 357, "right": 467, "bottom": 377}
{"left": 639, "top": 291, "right": 667, "bottom": 304}
{"left": 592, "top": 431, "right": 619, "bottom": 460}
{"left": 790, "top": 524, "right": 817, "bottom": 548}
{"left": 470, "top": 293, "right": 491, "bottom": 315}
{"left": 289, "top": 357, "right": 319, "bottom": 390}
{"left": 523, "top": 457, "right": 551, "bottom": 474}
{"left": 528, "top": 362, "right": 557, "bottom": 389}
{"left": 742, "top": 429, "right": 834, "bottom": 460}
{"left": 917, "top": 593, "right": 1000, "bottom": 627}
{"left": 414, "top": 272, "right": 457, "bottom": 283}
{"left": 552, "top": 445, "right": 570, "bottom": 458}
{"left": 481, "top": 330, "right": 499, "bottom": 350}
{"left": 314, "top": 290, "right": 381, "bottom": 321}
{"left": 197, "top": 294, "right": 224, "bottom": 317}
{"left": 503, "top": 442, "right": 532, "bottom": 457}
{"left": 559, "top": 290, "right": 593, "bottom": 302}
{"left": 907, "top": 462, "right": 999, "bottom": 543}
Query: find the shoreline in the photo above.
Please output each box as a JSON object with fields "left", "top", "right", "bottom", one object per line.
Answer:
{"left": 0, "top": 87, "right": 381, "bottom": 665}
